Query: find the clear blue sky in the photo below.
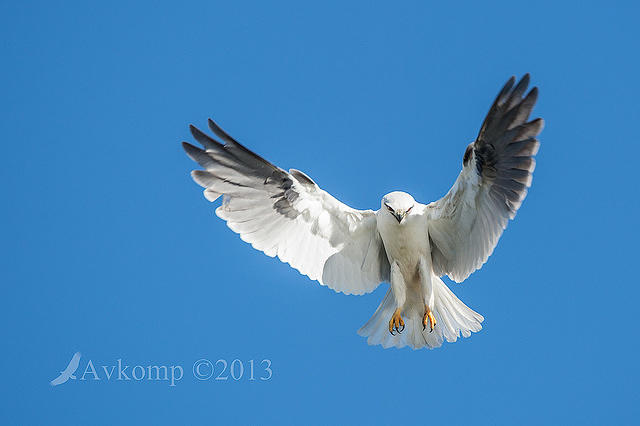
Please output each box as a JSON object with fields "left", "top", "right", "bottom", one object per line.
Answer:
{"left": 2, "top": 1, "right": 639, "bottom": 424}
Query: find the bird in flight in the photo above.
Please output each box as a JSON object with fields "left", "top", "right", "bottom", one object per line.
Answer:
{"left": 183, "top": 74, "right": 542, "bottom": 349}
{"left": 50, "top": 352, "right": 81, "bottom": 386}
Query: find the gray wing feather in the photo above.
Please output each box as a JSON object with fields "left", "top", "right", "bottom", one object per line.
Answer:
{"left": 427, "top": 74, "right": 543, "bottom": 282}
{"left": 183, "top": 120, "right": 390, "bottom": 295}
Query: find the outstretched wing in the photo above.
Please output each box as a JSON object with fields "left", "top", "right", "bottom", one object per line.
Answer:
{"left": 183, "top": 119, "right": 390, "bottom": 295}
{"left": 425, "top": 74, "right": 543, "bottom": 283}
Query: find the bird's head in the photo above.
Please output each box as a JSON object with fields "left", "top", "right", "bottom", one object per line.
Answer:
{"left": 381, "top": 191, "right": 415, "bottom": 224}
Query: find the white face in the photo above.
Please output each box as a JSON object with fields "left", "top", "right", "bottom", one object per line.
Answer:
{"left": 381, "top": 191, "right": 415, "bottom": 223}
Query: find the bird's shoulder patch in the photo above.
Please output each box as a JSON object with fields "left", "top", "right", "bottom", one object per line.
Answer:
{"left": 289, "top": 169, "right": 317, "bottom": 189}
{"left": 463, "top": 143, "right": 474, "bottom": 166}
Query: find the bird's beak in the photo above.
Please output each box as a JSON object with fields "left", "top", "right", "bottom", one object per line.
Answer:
{"left": 393, "top": 210, "right": 405, "bottom": 223}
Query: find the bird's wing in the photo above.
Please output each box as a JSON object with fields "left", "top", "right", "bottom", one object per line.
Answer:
{"left": 183, "top": 119, "right": 390, "bottom": 295}
{"left": 424, "top": 74, "right": 543, "bottom": 283}
{"left": 68, "top": 352, "right": 81, "bottom": 371}
{"left": 50, "top": 374, "right": 66, "bottom": 386}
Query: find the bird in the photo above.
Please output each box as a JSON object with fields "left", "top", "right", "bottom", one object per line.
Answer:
{"left": 50, "top": 352, "right": 81, "bottom": 386}
{"left": 182, "top": 74, "right": 543, "bottom": 350}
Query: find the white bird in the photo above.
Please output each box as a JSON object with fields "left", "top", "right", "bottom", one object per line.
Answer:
{"left": 183, "top": 74, "right": 542, "bottom": 349}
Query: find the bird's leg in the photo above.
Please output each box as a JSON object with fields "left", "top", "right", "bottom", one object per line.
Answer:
{"left": 389, "top": 308, "right": 405, "bottom": 335}
{"left": 423, "top": 307, "right": 436, "bottom": 333}
{"left": 389, "top": 261, "right": 407, "bottom": 335}
{"left": 418, "top": 257, "right": 437, "bottom": 333}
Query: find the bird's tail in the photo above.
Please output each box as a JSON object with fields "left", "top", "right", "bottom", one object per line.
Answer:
{"left": 357, "top": 276, "right": 484, "bottom": 349}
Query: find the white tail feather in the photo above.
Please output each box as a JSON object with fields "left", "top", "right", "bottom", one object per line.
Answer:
{"left": 357, "top": 276, "right": 483, "bottom": 350}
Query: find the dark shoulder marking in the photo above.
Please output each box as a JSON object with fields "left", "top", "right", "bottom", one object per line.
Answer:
{"left": 463, "top": 143, "right": 474, "bottom": 167}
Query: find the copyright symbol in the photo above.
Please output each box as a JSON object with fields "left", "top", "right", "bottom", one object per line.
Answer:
{"left": 193, "top": 359, "right": 213, "bottom": 380}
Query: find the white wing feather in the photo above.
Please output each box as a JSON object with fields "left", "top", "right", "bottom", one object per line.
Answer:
{"left": 184, "top": 119, "right": 390, "bottom": 295}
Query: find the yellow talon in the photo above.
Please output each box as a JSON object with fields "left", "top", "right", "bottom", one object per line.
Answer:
{"left": 388, "top": 309, "right": 405, "bottom": 335}
{"left": 423, "top": 309, "right": 436, "bottom": 333}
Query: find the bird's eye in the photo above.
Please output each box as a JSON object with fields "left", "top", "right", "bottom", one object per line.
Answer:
{"left": 386, "top": 204, "right": 393, "bottom": 212}
{"left": 406, "top": 206, "right": 413, "bottom": 213}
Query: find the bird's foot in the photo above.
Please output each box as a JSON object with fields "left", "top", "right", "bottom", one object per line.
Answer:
{"left": 388, "top": 309, "right": 405, "bottom": 335}
{"left": 423, "top": 308, "right": 436, "bottom": 333}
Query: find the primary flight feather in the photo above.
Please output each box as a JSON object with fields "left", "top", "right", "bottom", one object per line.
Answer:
{"left": 182, "top": 74, "right": 543, "bottom": 349}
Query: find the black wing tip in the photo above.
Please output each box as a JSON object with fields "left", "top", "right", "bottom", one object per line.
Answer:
{"left": 188, "top": 122, "right": 226, "bottom": 150}
{"left": 515, "top": 74, "right": 531, "bottom": 92}
{"left": 189, "top": 122, "right": 219, "bottom": 141}
{"left": 182, "top": 141, "right": 201, "bottom": 154}
{"left": 504, "top": 74, "right": 533, "bottom": 92}
{"left": 207, "top": 117, "right": 218, "bottom": 129}
{"left": 182, "top": 141, "right": 210, "bottom": 166}
{"left": 499, "top": 76, "right": 517, "bottom": 98}
{"left": 501, "top": 74, "right": 533, "bottom": 101}
{"left": 189, "top": 123, "right": 203, "bottom": 138}
{"left": 207, "top": 118, "right": 239, "bottom": 144}
{"left": 529, "top": 117, "right": 545, "bottom": 133}
{"left": 207, "top": 118, "right": 222, "bottom": 138}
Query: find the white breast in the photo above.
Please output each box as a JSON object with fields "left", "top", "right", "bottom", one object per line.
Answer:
{"left": 376, "top": 211, "right": 430, "bottom": 283}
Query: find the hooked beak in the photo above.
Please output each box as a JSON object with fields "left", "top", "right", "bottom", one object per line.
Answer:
{"left": 393, "top": 210, "right": 406, "bottom": 223}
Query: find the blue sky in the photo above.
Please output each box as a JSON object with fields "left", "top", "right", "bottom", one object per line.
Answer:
{"left": 2, "top": 0, "right": 639, "bottom": 424}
